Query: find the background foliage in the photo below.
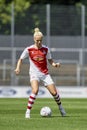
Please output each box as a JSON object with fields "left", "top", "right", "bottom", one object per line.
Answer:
{"left": 0, "top": 0, "right": 86, "bottom": 35}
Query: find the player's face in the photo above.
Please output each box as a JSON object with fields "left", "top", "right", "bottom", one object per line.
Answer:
{"left": 34, "top": 35, "right": 42, "bottom": 48}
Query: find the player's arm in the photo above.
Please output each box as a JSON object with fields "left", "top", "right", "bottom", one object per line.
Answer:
{"left": 14, "top": 58, "right": 22, "bottom": 75}
{"left": 14, "top": 47, "right": 28, "bottom": 75}
{"left": 48, "top": 59, "right": 61, "bottom": 68}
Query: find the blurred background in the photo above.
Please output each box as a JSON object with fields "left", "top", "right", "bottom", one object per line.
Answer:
{"left": 0, "top": 0, "right": 87, "bottom": 88}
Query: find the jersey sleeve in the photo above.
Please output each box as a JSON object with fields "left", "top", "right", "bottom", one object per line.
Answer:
{"left": 47, "top": 47, "right": 52, "bottom": 59}
{"left": 20, "top": 47, "right": 29, "bottom": 59}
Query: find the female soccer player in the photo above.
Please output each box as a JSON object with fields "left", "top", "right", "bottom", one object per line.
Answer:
{"left": 14, "top": 28, "right": 66, "bottom": 118}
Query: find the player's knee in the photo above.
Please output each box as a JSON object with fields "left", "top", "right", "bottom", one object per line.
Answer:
{"left": 32, "top": 89, "right": 38, "bottom": 95}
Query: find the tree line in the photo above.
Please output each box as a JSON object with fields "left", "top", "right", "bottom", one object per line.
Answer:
{"left": 0, "top": 0, "right": 87, "bottom": 35}
{"left": 3, "top": 0, "right": 84, "bottom": 5}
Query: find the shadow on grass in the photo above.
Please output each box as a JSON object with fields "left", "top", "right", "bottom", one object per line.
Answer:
{"left": 51, "top": 115, "right": 80, "bottom": 118}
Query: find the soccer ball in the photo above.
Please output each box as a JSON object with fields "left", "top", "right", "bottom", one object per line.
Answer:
{"left": 40, "top": 106, "right": 52, "bottom": 117}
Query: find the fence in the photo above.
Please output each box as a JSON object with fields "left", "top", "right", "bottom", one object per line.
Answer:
{"left": 0, "top": 47, "right": 87, "bottom": 86}
{"left": 0, "top": 4, "right": 87, "bottom": 86}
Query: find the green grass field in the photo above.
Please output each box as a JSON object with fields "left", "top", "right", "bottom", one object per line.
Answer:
{"left": 0, "top": 98, "right": 87, "bottom": 130}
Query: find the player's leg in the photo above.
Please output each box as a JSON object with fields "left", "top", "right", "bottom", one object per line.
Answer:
{"left": 43, "top": 74, "right": 66, "bottom": 117}
{"left": 47, "top": 84, "right": 66, "bottom": 117}
{"left": 25, "top": 80, "right": 39, "bottom": 118}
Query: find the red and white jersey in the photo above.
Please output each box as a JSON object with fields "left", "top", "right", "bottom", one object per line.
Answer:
{"left": 20, "top": 45, "right": 52, "bottom": 75}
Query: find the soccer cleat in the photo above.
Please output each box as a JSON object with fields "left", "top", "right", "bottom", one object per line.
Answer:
{"left": 59, "top": 104, "right": 66, "bottom": 117}
{"left": 25, "top": 111, "right": 30, "bottom": 119}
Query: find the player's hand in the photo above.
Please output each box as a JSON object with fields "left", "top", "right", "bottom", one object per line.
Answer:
{"left": 14, "top": 68, "right": 20, "bottom": 75}
{"left": 52, "top": 62, "right": 61, "bottom": 67}
{"left": 56, "top": 63, "right": 61, "bottom": 67}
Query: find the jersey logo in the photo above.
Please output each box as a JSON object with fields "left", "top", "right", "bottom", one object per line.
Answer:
{"left": 42, "top": 50, "right": 46, "bottom": 54}
{"left": 33, "top": 56, "right": 44, "bottom": 61}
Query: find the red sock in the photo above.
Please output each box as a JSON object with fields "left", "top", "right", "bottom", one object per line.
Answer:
{"left": 27, "top": 93, "right": 36, "bottom": 111}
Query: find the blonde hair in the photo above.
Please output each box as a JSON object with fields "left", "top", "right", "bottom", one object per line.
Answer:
{"left": 34, "top": 28, "right": 43, "bottom": 38}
